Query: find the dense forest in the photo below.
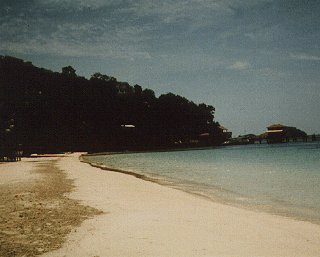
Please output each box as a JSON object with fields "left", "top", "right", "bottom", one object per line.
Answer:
{"left": 0, "top": 55, "right": 226, "bottom": 155}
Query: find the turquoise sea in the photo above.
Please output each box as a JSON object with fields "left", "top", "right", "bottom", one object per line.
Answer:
{"left": 83, "top": 142, "right": 320, "bottom": 224}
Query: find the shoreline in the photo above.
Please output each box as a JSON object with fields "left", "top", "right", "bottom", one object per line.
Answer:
{"left": 81, "top": 153, "right": 320, "bottom": 226}
{"left": 1, "top": 154, "right": 320, "bottom": 256}
{"left": 83, "top": 145, "right": 219, "bottom": 157}
{"left": 45, "top": 154, "right": 320, "bottom": 256}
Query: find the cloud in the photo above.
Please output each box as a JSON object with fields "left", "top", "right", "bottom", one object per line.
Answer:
{"left": 228, "top": 61, "right": 250, "bottom": 70}
{"left": 290, "top": 53, "right": 320, "bottom": 61}
{"left": 0, "top": 35, "right": 152, "bottom": 61}
{"left": 1, "top": 0, "right": 319, "bottom": 67}
{"left": 0, "top": 19, "right": 152, "bottom": 60}
{"left": 0, "top": 0, "right": 277, "bottom": 56}
{"left": 0, "top": 2, "right": 152, "bottom": 60}
{"left": 120, "top": 0, "right": 241, "bottom": 30}
{"left": 37, "top": 0, "right": 120, "bottom": 9}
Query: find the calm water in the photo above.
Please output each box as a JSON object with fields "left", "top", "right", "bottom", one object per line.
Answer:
{"left": 84, "top": 142, "right": 320, "bottom": 224}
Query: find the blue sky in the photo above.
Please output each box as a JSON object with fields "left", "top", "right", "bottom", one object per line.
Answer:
{"left": 1, "top": 0, "right": 319, "bottom": 136}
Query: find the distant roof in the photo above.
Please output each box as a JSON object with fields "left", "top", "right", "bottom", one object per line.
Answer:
{"left": 267, "top": 124, "right": 286, "bottom": 129}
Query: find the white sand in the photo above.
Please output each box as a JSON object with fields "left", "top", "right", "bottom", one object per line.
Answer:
{"left": 0, "top": 159, "right": 39, "bottom": 185}
{"left": 39, "top": 154, "right": 320, "bottom": 257}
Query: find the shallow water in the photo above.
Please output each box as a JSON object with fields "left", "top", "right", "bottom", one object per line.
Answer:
{"left": 84, "top": 142, "right": 320, "bottom": 224}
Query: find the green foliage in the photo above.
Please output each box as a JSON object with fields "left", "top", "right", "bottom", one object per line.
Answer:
{"left": 61, "top": 66, "right": 77, "bottom": 76}
{"left": 0, "top": 55, "right": 222, "bottom": 153}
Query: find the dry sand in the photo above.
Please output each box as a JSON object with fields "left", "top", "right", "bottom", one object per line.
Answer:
{"left": 0, "top": 157, "right": 101, "bottom": 257}
{"left": 1, "top": 155, "right": 320, "bottom": 257}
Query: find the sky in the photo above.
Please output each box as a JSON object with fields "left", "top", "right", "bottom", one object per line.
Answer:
{"left": 1, "top": 0, "right": 319, "bottom": 136}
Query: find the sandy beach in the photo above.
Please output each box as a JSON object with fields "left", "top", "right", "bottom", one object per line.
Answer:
{"left": 0, "top": 156, "right": 101, "bottom": 256}
{"left": 1, "top": 154, "right": 320, "bottom": 257}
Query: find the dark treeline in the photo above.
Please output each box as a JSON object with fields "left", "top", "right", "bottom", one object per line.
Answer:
{"left": 0, "top": 55, "right": 225, "bottom": 155}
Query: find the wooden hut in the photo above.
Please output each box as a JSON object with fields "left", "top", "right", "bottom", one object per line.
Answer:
{"left": 266, "top": 124, "right": 307, "bottom": 143}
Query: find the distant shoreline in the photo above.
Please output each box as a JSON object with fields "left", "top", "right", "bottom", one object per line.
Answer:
{"left": 83, "top": 145, "right": 219, "bottom": 157}
{"left": 83, "top": 139, "right": 320, "bottom": 157}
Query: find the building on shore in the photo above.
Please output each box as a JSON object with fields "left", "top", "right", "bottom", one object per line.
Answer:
{"left": 266, "top": 124, "right": 307, "bottom": 143}
{"left": 218, "top": 125, "right": 232, "bottom": 141}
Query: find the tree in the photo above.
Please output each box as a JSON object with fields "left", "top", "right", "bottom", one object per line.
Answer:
{"left": 62, "top": 66, "right": 76, "bottom": 76}
{"left": 141, "top": 89, "right": 156, "bottom": 103}
{"left": 91, "top": 72, "right": 109, "bottom": 81}
{"left": 0, "top": 55, "right": 222, "bottom": 153}
{"left": 134, "top": 84, "right": 142, "bottom": 96}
